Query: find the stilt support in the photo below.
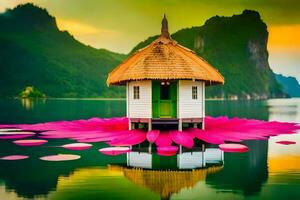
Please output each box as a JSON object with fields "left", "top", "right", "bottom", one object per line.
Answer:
{"left": 148, "top": 143, "right": 152, "bottom": 154}
{"left": 128, "top": 118, "right": 132, "bottom": 130}
{"left": 178, "top": 118, "right": 182, "bottom": 131}
{"left": 193, "top": 123, "right": 197, "bottom": 128}
{"left": 148, "top": 119, "right": 152, "bottom": 131}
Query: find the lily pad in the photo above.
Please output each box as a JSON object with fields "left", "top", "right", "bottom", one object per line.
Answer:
{"left": 99, "top": 147, "right": 131, "bottom": 156}
{"left": 219, "top": 143, "right": 249, "bottom": 153}
{"left": 1, "top": 155, "right": 29, "bottom": 160}
{"left": 40, "top": 154, "right": 81, "bottom": 161}
{"left": 13, "top": 139, "right": 48, "bottom": 146}
{"left": 62, "top": 143, "right": 92, "bottom": 150}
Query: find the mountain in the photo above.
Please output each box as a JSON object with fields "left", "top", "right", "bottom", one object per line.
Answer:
{"left": 131, "top": 10, "right": 286, "bottom": 99}
{"left": 0, "top": 3, "right": 126, "bottom": 98}
{"left": 275, "top": 74, "right": 300, "bottom": 97}
{"left": 0, "top": 4, "right": 288, "bottom": 99}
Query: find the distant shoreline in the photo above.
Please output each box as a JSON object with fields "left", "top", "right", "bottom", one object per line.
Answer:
{"left": 48, "top": 97, "right": 126, "bottom": 101}
{"left": 5, "top": 97, "right": 299, "bottom": 101}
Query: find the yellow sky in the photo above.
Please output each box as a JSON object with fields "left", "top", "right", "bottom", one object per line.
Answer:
{"left": 268, "top": 25, "right": 300, "bottom": 50}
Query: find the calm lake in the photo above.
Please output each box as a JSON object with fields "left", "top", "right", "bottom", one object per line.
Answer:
{"left": 0, "top": 98, "right": 299, "bottom": 200}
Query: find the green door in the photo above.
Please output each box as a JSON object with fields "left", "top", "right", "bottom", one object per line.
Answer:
{"left": 152, "top": 81, "right": 177, "bottom": 118}
{"left": 152, "top": 154, "right": 178, "bottom": 170}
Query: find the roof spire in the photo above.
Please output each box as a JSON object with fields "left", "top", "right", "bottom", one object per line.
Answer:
{"left": 161, "top": 14, "right": 170, "bottom": 38}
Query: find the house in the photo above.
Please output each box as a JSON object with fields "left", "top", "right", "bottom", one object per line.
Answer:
{"left": 107, "top": 15, "right": 224, "bottom": 131}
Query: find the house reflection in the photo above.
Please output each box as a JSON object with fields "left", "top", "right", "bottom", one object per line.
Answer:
{"left": 123, "top": 141, "right": 268, "bottom": 198}
{"left": 120, "top": 147, "right": 224, "bottom": 199}
{"left": 109, "top": 164, "right": 222, "bottom": 200}
{"left": 127, "top": 147, "right": 224, "bottom": 170}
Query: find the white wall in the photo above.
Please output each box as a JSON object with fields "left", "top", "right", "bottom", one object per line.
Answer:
{"left": 178, "top": 80, "right": 204, "bottom": 118}
{"left": 205, "top": 148, "right": 224, "bottom": 164}
{"left": 177, "top": 152, "right": 205, "bottom": 169}
{"left": 127, "top": 152, "right": 152, "bottom": 169}
{"left": 128, "top": 80, "right": 152, "bottom": 118}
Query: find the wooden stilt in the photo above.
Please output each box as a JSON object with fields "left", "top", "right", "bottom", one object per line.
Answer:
{"left": 127, "top": 152, "right": 130, "bottom": 166}
{"left": 128, "top": 118, "right": 132, "bottom": 130}
{"left": 178, "top": 118, "right": 182, "bottom": 131}
{"left": 202, "top": 143, "right": 205, "bottom": 167}
{"left": 148, "top": 119, "right": 152, "bottom": 131}
{"left": 193, "top": 123, "right": 197, "bottom": 128}
{"left": 148, "top": 143, "right": 152, "bottom": 154}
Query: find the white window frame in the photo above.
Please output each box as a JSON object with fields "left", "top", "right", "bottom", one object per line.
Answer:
{"left": 133, "top": 86, "right": 140, "bottom": 100}
{"left": 192, "top": 86, "right": 198, "bottom": 99}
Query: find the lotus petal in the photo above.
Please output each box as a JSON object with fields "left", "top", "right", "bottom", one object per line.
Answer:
{"left": 0, "top": 131, "right": 36, "bottom": 139}
{"left": 0, "top": 131, "right": 35, "bottom": 135}
{"left": 219, "top": 143, "right": 249, "bottom": 153}
{"left": 0, "top": 129, "right": 22, "bottom": 131}
{"left": 170, "top": 130, "right": 194, "bottom": 148}
{"left": 13, "top": 139, "right": 48, "bottom": 146}
{"left": 276, "top": 140, "right": 296, "bottom": 145}
{"left": 62, "top": 143, "right": 92, "bottom": 150}
{"left": 146, "top": 130, "right": 160, "bottom": 143}
{"left": 40, "top": 154, "right": 81, "bottom": 161}
{"left": 155, "top": 132, "right": 172, "bottom": 147}
{"left": 0, "top": 116, "right": 299, "bottom": 146}
{"left": 108, "top": 130, "right": 146, "bottom": 146}
{"left": 1, "top": 155, "right": 29, "bottom": 160}
{"left": 157, "top": 146, "right": 178, "bottom": 156}
{"left": 0, "top": 134, "right": 35, "bottom": 139}
{"left": 99, "top": 147, "right": 131, "bottom": 156}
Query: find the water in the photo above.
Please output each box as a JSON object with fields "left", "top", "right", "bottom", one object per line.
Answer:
{"left": 0, "top": 98, "right": 299, "bottom": 200}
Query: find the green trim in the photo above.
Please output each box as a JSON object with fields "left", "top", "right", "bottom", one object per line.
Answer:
{"left": 152, "top": 81, "right": 160, "bottom": 118}
{"left": 152, "top": 154, "right": 178, "bottom": 170}
{"left": 152, "top": 81, "right": 177, "bottom": 118}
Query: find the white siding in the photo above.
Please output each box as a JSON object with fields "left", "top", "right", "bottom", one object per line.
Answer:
{"left": 127, "top": 152, "right": 152, "bottom": 169}
{"left": 126, "top": 82, "right": 129, "bottom": 117}
{"left": 205, "top": 148, "right": 224, "bottom": 164}
{"left": 128, "top": 80, "right": 152, "bottom": 118}
{"left": 177, "top": 152, "right": 205, "bottom": 169}
{"left": 178, "top": 80, "right": 204, "bottom": 118}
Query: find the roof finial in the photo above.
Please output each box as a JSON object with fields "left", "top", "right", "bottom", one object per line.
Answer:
{"left": 161, "top": 14, "right": 170, "bottom": 38}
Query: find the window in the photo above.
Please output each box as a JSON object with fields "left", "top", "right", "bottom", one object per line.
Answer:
{"left": 160, "top": 81, "right": 171, "bottom": 100}
{"left": 192, "top": 86, "right": 198, "bottom": 99}
{"left": 133, "top": 86, "right": 139, "bottom": 99}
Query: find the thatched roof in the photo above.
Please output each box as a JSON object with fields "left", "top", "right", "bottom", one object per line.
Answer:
{"left": 107, "top": 15, "right": 224, "bottom": 86}
{"left": 109, "top": 164, "right": 223, "bottom": 199}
